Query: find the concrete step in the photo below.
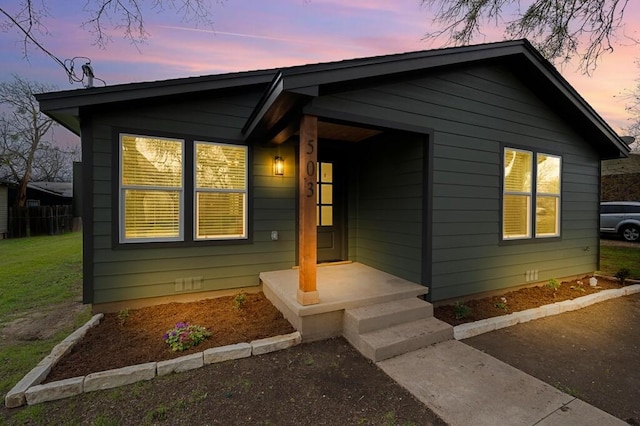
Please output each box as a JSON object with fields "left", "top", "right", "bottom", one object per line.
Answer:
{"left": 344, "top": 297, "right": 433, "bottom": 335}
{"left": 352, "top": 317, "right": 453, "bottom": 362}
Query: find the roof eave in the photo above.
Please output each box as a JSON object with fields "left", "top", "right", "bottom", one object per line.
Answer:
{"left": 242, "top": 72, "right": 318, "bottom": 143}
{"left": 515, "top": 47, "right": 630, "bottom": 158}
{"left": 36, "top": 69, "right": 277, "bottom": 136}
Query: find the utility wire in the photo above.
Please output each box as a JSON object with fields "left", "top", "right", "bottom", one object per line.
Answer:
{"left": 0, "top": 7, "right": 107, "bottom": 87}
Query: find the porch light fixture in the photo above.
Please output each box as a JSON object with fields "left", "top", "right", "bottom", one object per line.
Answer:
{"left": 274, "top": 156, "right": 284, "bottom": 176}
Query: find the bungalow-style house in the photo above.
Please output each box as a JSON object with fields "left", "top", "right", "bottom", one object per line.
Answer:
{"left": 37, "top": 40, "right": 629, "bottom": 326}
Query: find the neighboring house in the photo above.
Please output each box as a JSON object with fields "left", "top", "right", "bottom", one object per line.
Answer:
{"left": 602, "top": 151, "right": 640, "bottom": 201}
{"left": 4, "top": 181, "right": 74, "bottom": 238}
{"left": 7, "top": 181, "right": 73, "bottom": 207}
{"left": 36, "top": 39, "right": 629, "bottom": 310}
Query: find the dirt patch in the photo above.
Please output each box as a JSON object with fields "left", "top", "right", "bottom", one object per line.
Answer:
{"left": 0, "top": 300, "right": 85, "bottom": 346}
{"left": 434, "top": 276, "right": 624, "bottom": 326}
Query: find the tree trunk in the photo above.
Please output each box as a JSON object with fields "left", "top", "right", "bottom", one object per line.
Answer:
{"left": 16, "top": 171, "right": 30, "bottom": 207}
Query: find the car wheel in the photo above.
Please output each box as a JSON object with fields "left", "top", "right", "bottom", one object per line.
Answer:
{"left": 621, "top": 225, "right": 640, "bottom": 242}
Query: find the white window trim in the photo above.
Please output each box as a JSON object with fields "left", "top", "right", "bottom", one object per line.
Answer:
{"left": 119, "top": 133, "right": 185, "bottom": 244}
{"left": 193, "top": 141, "right": 248, "bottom": 241}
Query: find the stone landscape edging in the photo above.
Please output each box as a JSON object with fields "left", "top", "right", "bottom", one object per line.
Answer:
{"left": 7, "top": 278, "right": 639, "bottom": 408}
{"left": 453, "top": 282, "right": 640, "bottom": 340}
{"left": 5, "top": 318, "right": 302, "bottom": 408}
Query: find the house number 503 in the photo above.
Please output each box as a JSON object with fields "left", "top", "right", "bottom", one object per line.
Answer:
{"left": 305, "top": 138, "right": 316, "bottom": 198}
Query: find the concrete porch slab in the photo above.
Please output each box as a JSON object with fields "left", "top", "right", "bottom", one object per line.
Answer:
{"left": 260, "top": 262, "right": 428, "bottom": 342}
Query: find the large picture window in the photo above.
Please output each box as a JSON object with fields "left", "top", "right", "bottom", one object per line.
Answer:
{"left": 503, "top": 148, "right": 561, "bottom": 240}
{"left": 120, "top": 134, "right": 184, "bottom": 243}
{"left": 195, "top": 142, "right": 248, "bottom": 240}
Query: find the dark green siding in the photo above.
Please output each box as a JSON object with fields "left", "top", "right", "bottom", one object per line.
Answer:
{"left": 88, "top": 90, "right": 298, "bottom": 304}
{"left": 314, "top": 63, "right": 601, "bottom": 301}
{"left": 88, "top": 60, "right": 604, "bottom": 305}
{"left": 347, "top": 134, "right": 424, "bottom": 284}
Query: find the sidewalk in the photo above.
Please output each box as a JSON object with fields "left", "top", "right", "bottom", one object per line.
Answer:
{"left": 378, "top": 339, "right": 626, "bottom": 426}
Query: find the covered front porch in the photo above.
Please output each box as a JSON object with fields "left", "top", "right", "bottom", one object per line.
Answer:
{"left": 261, "top": 262, "right": 453, "bottom": 361}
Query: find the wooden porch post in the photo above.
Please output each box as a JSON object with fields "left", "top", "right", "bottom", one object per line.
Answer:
{"left": 297, "top": 114, "right": 320, "bottom": 305}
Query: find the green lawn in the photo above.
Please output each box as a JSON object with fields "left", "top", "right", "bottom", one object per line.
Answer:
{"left": 0, "top": 233, "right": 87, "bottom": 399}
{"left": 599, "top": 244, "right": 640, "bottom": 279}
{"left": 0, "top": 233, "right": 82, "bottom": 318}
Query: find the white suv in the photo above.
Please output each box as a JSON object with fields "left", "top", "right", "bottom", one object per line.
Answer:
{"left": 600, "top": 201, "right": 640, "bottom": 242}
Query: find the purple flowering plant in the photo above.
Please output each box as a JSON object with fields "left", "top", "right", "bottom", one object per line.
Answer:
{"left": 163, "top": 322, "right": 211, "bottom": 352}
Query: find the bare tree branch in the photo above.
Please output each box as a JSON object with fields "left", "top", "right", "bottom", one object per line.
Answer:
{"left": 1, "top": 1, "right": 220, "bottom": 62}
{"left": 421, "top": 0, "right": 634, "bottom": 74}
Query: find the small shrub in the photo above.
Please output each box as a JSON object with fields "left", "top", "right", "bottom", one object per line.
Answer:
{"left": 546, "top": 278, "right": 561, "bottom": 298}
{"left": 117, "top": 309, "right": 130, "bottom": 326}
{"left": 163, "top": 322, "right": 211, "bottom": 352}
{"left": 615, "top": 268, "right": 631, "bottom": 285}
{"left": 233, "top": 292, "right": 247, "bottom": 310}
{"left": 454, "top": 302, "right": 471, "bottom": 320}
{"left": 495, "top": 297, "right": 508, "bottom": 312}
{"left": 546, "top": 278, "right": 560, "bottom": 291}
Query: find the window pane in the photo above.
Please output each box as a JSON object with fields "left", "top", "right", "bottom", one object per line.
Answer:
{"left": 195, "top": 142, "right": 248, "bottom": 240}
{"left": 503, "top": 195, "right": 530, "bottom": 238}
{"left": 504, "top": 149, "right": 532, "bottom": 192}
{"left": 122, "top": 135, "right": 182, "bottom": 187}
{"left": 196, "top": 192, "right": 246, "bottom": 238}
{"left": 196, "top": 143, "right": 247, "bottom": 190}
{"left": 124, "top": 190, "right": 180, "bottom": 238}
{"left": 120, "top": 134, "right": 183, "bottom": 242}
{"left": 536, "top": 196, "right": 559, "bottom": 236}
{"left": 537, "top": 154, "right": 560, "bottom": 194}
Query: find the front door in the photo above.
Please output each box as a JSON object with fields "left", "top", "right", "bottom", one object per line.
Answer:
{"left": 316, "top": 160, "right": 345, "bottom": 262}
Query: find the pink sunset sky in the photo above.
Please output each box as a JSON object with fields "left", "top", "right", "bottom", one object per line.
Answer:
{"left": 1, "top": 0, "right": 639, "bottom": 145}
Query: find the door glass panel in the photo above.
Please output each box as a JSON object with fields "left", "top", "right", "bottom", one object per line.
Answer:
{"left": 321, "top": 206, "right": 333, "bottom": 226}
{"left": 317, "top": 162, "right": 334, "bottom": 227}
{"left": 321, "top": 183, "right": 332, "bottom": 204}
{"left": 321, "top": 162, "right": 333, "bottom": 183}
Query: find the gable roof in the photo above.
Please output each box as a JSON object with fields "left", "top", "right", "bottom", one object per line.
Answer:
{"left": 36, "top": 39, "right": 629, "bottom": 158}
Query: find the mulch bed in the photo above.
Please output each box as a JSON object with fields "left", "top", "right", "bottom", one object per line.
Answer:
{"left": 434, "top": 275, "right": 624, "bottom": 326}
{"left": 45, "top": 292, "right": 295, "bottom": 382}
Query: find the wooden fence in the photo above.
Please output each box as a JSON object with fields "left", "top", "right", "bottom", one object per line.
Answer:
{"left": 8, "top": 205, "right": 73, "bottom": 238}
